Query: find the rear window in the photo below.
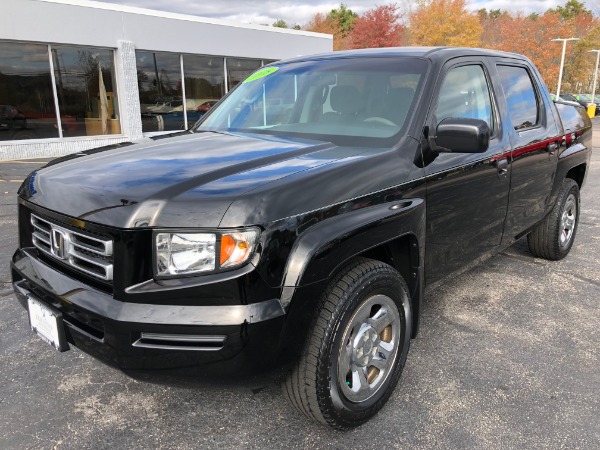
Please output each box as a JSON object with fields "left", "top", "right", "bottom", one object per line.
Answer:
{"left": 497, "top": 65, "right": 539, "bottom": 130}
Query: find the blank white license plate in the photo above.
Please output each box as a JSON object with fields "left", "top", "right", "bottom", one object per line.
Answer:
{"left": 27, "top": 296, "right": 69, "bottom": 352}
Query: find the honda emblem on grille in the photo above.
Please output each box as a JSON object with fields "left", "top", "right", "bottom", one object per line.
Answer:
{"left": 51, "top": 228, "right": 68, "bottom": 259}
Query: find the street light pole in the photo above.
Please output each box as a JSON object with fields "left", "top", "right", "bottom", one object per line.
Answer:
{"left": 552, "top": 37, "right": 580, "bottom": 98}
{"left": 589, "top": 50, "right": 600, "bottom": 103}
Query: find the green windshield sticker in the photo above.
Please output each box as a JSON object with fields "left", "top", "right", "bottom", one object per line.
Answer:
{"left": 243, "top": 67, "right": 279, "bottom": 83}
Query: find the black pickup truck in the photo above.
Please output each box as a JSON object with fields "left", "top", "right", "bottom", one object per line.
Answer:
{"left": 11, "top": 47, "right": 592, "bottom": 429}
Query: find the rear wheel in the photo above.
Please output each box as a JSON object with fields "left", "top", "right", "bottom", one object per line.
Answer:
{"left": 11, "top": 129, "right": 37, "bottom": 140}
{"left": 283, "top": 257, "right": 412, "bottom": 429}
{"left": 527, "top": 178, "right": 580, "bottom": 260}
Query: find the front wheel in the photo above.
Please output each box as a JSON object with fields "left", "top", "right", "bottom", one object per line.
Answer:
{"left": 283, "top": 258, "right": 412, "bottom": 429}
{"left": 528, "top": 178, "right": 580, "bottom": 260}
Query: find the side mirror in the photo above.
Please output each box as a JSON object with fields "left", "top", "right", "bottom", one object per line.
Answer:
{"left": 434, "top": 118, "right": 490, "bottom": 153}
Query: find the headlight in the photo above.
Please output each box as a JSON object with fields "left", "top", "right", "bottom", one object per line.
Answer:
{"left": 155, "top": 229, "right": 259, "bottom": 277}
{"left": 156, "top": 233, "right": 216, "bottom": 276}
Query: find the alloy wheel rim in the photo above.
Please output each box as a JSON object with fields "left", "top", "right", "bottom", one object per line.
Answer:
{"left": 560, "top": 193, "right": 577, "bottom": 248}
{"left": 337, "top": 294, "right": 401, "bottom": 403}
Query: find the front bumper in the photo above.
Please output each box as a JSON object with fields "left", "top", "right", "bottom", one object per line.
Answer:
{"left": 12, "top": 248, "right": 287, "bottom": 377}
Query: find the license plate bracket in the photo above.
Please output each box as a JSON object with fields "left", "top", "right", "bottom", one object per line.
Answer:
{"left": 27, "top": 295, "right": 69, "bottom": 352}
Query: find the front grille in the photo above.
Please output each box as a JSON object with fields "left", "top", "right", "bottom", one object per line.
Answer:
{"left": 31, "top": 214, "right": 114, "bottom": 281}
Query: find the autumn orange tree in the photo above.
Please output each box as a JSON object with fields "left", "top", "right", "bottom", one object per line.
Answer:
{"left": 563, "top": 25, "right": 600, "bottom": 93}
{"left": 479, "top": 1, "right": 599, "bottom": 93}
{"left": 555, "top": 3, "right": 599, "bottom": 93}
{"left": 478, "top": 9, "right": 511, "bottom": 49}
{"left": 302, "top": 0, "right": 599, "bottom": 96}
{"left": 304, "top": 4, "right": 358, "bottom": 50}
{"left": 409, "top": 0, "right": 482, "bottom": 47}
{"left": 346, "top": 4, "right": 404, "bottom": 49}
{"left": 449, "top": 1, "right": 600, "bottom": 98}
{"left": 305, "top": 12, "right": 342, "bottom": 49}
{"left": 489, "top": 13, "right": 564, "bottom": 92}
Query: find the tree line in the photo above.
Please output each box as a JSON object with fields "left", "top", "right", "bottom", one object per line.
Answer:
{"left": 272, "top": 0, "right": 600, "bottom": 95}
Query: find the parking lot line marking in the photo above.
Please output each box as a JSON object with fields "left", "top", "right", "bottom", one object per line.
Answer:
{"left": 0, "top": 180, "right": 24, "bottom": 183}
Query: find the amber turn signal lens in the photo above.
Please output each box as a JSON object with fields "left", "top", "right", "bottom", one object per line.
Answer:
{"left": 220, "top": 234, "right": 236, "bottom": 265}
{"left": 219, "top": 231, "right": 257, "bottom": 268}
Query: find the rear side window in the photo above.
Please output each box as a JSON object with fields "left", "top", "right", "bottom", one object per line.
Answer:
{"left": 497, "top": 65, "right": 539, "bottom": 130}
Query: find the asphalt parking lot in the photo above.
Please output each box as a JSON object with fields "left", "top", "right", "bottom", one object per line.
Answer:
{"left": 1, "top": 123, "right": 599, "bottom": 449}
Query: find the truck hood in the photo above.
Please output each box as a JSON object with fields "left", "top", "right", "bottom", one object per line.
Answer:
{"left": 21, "top": 131, "right": 365, "bottom": 228}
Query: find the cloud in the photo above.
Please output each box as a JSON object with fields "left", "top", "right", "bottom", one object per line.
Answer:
{"left": 97, "top": 0, "right": 597, "bottom": 26}
{"left": 96, "top": 0, "right": 389, "bottom": 26}
{"left": 467, "top": 0, "right": 563, "bottom": 14}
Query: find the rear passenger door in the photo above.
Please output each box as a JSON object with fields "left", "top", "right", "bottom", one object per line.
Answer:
{"left": 423, "top": 58, "right": 512, "bottom": 284}
{"left": 492, "top": 60, "right": 561, "bottom": 240}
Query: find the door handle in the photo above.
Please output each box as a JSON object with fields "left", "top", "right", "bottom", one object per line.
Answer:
{"left": 495, "top": 157, "right": 509, "bottom": 175}
{"left": 547, "top": 142, "right": 558, "bottom": 156}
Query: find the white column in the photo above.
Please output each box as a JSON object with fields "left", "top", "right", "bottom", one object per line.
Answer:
{"left": 115, "top": 40, "right": 144, "bottom": 140}
{"left": 180, "top": 54, "right": 188, "bottom": 130}
{"left": 47, "top": 45, "right": 63, "bottom": 139}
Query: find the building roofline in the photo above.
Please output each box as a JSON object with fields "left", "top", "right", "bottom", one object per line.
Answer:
{"left": 34, "top": 0, "right": 333, "bottom": 39}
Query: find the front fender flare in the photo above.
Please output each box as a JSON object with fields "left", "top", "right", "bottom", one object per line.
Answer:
{"left": 279, "top": 198, "right": 426, "bottom": 310}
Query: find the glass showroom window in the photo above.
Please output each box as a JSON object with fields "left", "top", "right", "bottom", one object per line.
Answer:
{"left": 51, "top": 46, "right": 120, "bottom": 137}
{"left": 136, "top": 51, "right": 183, "bottom": 133}
{"left": 0, "top": 42, "right": 59, "bottom": 141}
{"left": 183, "top": 55, "right": 225, "bottom": 127}
{"left": 226, "top": 58, "right": 262, "bottom": 92}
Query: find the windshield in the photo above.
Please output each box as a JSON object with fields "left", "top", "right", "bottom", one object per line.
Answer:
{"left": 194, "top": 57, "right": 429, "bottom": 146}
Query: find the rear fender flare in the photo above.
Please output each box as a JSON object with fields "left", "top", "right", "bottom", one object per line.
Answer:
{"left": 547, "top": 139, "right": 591, "bottom": 208}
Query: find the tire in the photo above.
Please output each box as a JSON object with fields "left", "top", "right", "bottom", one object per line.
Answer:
{"left": 283, "top": 257, "right": 412, "bottom": 429}
{"left": 12, "top": 129, "right": 38, "bottom": 140}
{"left": 527, "top": 178, "right": 580, "bottom": 260}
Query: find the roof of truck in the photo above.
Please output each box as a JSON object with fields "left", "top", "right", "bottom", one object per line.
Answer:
{"left": 276, "top": 46, "right": 527, "bottom": 65}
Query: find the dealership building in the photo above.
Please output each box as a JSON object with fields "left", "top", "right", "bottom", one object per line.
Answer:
{"left": 0, "top": 0, "right": 332, "bottom": 160}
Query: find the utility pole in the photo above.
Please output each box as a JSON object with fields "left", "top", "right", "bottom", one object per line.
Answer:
{"left": 552, "top": 38, "right": 580, "bottom": 98}
{"left": 589, "top": 49, "right": 600, "bottom": 103}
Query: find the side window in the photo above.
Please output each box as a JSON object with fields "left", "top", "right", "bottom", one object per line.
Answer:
{"left": 497, "top": 65, "right": 539, "bottom": 130}
{"left": 435, "top": 65, "right": 494, "bottom": 132}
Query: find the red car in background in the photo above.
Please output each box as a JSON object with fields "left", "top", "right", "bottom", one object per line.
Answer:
{"left": 196, "top": 100, "right": 217, "bottom": 114}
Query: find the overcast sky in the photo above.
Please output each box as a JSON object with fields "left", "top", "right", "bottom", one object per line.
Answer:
{"left": 97, "top": 0, "right": 599, "bottom": 27}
